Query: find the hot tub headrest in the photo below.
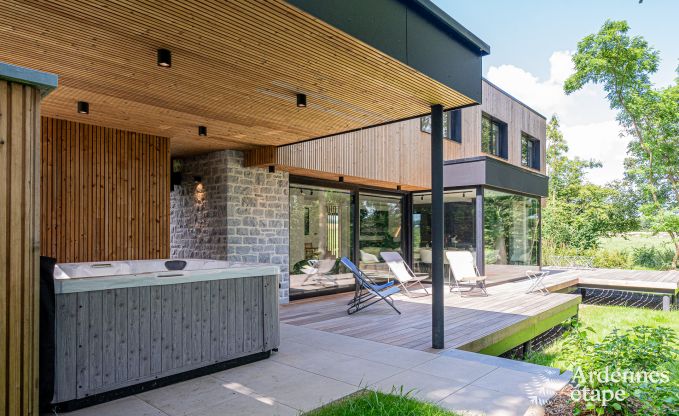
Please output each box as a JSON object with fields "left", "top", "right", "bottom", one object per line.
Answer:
{"left": 165, "top": 260, "right": 187, "bottom": 271}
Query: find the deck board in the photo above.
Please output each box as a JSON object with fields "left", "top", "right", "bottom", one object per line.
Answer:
{"left": 281, "top": 278, "right": 581, "bottom": 354}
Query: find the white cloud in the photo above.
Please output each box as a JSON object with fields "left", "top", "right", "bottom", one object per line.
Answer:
{"left": 486, "top": 51, "right": 631, "bottom": 185}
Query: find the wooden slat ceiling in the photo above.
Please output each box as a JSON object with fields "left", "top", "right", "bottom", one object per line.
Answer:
{"left": 0, "top": 0, "right": 476, "bottom": 156}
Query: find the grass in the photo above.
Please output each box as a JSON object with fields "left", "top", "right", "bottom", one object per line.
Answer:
{"left": 599, "top": 232, "right": 673, "bottom": 251}
{"left": 525, "top": 304, "right": 679, "bottom": 370}
{"left": 304, "top": 390, "right": 460, "bottom": 416}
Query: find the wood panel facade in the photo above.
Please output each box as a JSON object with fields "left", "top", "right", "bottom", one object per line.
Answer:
{"left": 40, "top": 117, "right": 171, "bottom": 263}
{"left": 246, "top": 80, "right": 547, "bottom": 190}
{"left": 53, "top": 275, "right": 279, "bottom": 404}
{"left": 0, "top": 79, "right": 42, "bottom": 416}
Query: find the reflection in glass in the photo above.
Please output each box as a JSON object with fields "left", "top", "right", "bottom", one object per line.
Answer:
{"left": 358, "top": 193, "right": 403, "bottom": 270}
{"left": 289, "top": 185, "right": 353, "bottom": 299}
{"left": 412, "top": 190, "right": 477, "bottom": 275}
{"left": 484, "top": 189, "right": 540, "bottom": 277}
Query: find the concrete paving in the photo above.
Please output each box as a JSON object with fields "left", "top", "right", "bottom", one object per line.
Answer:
{"left": 60, "top": 323, "right": 571, "bottom": 416}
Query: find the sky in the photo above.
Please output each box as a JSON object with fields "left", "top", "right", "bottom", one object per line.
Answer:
{"left": 433, "top": 0, "right": 678, "bottom": 185}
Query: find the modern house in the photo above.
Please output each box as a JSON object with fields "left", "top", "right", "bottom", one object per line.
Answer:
{"left": 240, "top": 79, "right": 548, "bottom": 301}
{"left": 0, "top": 0, "right": 571, "bottom": 414}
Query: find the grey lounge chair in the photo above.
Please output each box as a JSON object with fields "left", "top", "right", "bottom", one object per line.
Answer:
{"left": 341, "top": 257, "right": 401, "bottom": 315}
{"left": 380, "top": 251, "right": 429, "bottom": 297}
{"left": 445, "top": 250, "right": 487, "bottom": 296}
{"left": 301, "top": 258, "right": 336, "bottom": 286}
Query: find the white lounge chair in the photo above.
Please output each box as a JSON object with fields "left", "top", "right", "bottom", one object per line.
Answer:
{"left": 301, "top": 258, "right": 337, "bottom": 286}
{"left": 525, "top": 270, "right": 550, "bottom": 295}
{"left": 445, "top": 250, "right": 487, "bottom": 296}
{"left": 380, "top": 251, "right": 429, "bottom": 297}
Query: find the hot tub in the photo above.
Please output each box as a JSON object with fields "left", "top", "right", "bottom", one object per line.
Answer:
{"left": 49, "top": 259, "right": 280, "bottom": 410}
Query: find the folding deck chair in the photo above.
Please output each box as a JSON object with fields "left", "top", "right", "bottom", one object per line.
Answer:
{"left": 380, "top": 251, "right": 429, "bottom": 297}
{"left": 525, "top": 270, "right": 550, "bottom": 295}
{"left": 300, "top": 258, "right": 336, "bottom": 286}
{"left": 445, "top": 251, "right": 488, "bottom": 296}
{"left": 340, "top": 257, "right": 401, "bottom": 315}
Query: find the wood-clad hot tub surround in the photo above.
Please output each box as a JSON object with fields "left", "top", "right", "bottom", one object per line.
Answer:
{"left": 40, "top": 117, "right": 171, "bottom": 263}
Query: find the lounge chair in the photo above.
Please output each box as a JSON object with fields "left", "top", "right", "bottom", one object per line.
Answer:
{"left": 380, "top": 251, "right": 429, "bottom": 297}
{"left": 340, "top": 257, "right": 401, "bottom": 315}
{"left": 445, "top": 251, "right": 487, "bottom": 296}
{"left": 525, "top": 270, "right": 550, "bottom": 295}
{"left": 300, "top": 258, "right": 337, "bottom": 286}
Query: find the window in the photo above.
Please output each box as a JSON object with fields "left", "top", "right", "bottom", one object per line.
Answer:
{"left": 481, "top": 115, "right": 507, "bottom": 159}
{"left": 420, "top": 110, "right": 462, "bottom": 143}
{"left": 521, "top": 133, "right": 540, "bottom": 169}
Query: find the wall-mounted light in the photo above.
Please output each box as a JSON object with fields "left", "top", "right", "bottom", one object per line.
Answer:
{"left": 157, "top": 48, "right": 172, "bottom": 67}
{"left": 296, "top": 93, "right": 307, "bottom": 108}
{"left": 397, "top": 185, "right": 402, "bottom": 191}
{"left": 338, "top": 176, "right": 344, "bottom": 183}
{"left": 77, "top": 101, "right": 89, "bottom": 114}
{"left": 198, "top": 126, "right": 207, "bottom": 137}
{"left": 193, "top": 175, "right": 202, "bottom": 183}
{"left": 420, "top": 195, "right": 424, "bottom": 201}
{"left": 268, "top": 165, "right": 275, "bottom": 173}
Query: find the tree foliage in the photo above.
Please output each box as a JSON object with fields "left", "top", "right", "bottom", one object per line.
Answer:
{"left": 564, "top": 20, "right": 679, "bottom": 267}
{"left": 543, "top": 116, "right": 637, "bottom": 250}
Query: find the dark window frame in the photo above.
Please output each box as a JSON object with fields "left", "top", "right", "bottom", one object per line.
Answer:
{"left": 481, "top": 114, "right": 508, "bottom": 159}
{"left": 420, "top": 109, "right": 462, "bottom": 143}
{"left": 521, "top": 133, "right": 540, "bottom": 170}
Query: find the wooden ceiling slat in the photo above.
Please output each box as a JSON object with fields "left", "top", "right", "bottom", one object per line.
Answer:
{"left": 2, "top": 0, "right": 477, "bottom": 156}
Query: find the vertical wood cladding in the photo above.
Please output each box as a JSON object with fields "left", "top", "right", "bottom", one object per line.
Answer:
{"left": 40, "top": 117, "right": 170, "bottom": 262}
{"left": 0, "top": 80, "right": 41, "bottom": 416}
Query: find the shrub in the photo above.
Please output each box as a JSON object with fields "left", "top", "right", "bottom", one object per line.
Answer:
{"left": 592, "top": 249, "right": 632, "bottom": 269}
{"left": 631, "top": 245, "right": 674, "bottom": 270}
{"left": 561, "top": 322, "right": 678, "bottom": 415}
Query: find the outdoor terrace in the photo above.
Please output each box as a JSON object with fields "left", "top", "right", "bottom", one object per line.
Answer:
{"left": 281, "top": 278, "right": 581, "bottom": 355}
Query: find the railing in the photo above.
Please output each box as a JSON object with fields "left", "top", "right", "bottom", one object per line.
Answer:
{"left": 546, "top": 255, "right": 595, "bottom": 269}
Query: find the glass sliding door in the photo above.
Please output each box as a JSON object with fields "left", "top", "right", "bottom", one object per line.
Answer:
{"left": 412, "top": 189, "right": 477, "bottom": 275}
{"left": 483, "top": 189, "right": 540, "bottom": 278}
{"left": 289, "top": 184, "right": 353, "bottom": 299}
{"left": 358, "top": 193, "right": 403, "bottom": 270}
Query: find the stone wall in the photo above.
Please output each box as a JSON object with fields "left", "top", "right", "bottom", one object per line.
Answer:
{"left": 170, "top": 150, "right": 290, "bottom": 303}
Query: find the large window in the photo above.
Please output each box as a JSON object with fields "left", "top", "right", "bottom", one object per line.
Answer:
{"left": 420, "top": 110, "right": 462, "bottom": 143}
{"left": 521, "top": 133, "right": 540, "bottom": 169}
{"left": 481, "top": 115, "right": 507, "bottom": 158}
{"left": 289, "top": 185, "right": 353, "bottom": 298}
{"left": 412, "top": 189, "right": 477, "bottom": 274}
{"left": 359, "top": 193, "right": 403, "bottom": 269}
{"left": 483, "top": 189, "right": 539, "bottom": 277}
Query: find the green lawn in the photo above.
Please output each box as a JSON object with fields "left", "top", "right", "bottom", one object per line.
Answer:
{"left": 525, "top": 304, "right": 679, "bottom": 370}
{"left": 304, "top": 390, "right": 460, "bottom": 416}
{"left": 599, "top": 232, "right": 673, "bottom": 251}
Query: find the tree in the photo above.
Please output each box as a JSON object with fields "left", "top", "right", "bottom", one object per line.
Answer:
{"left": 564, "top": 20, "right": 679, "bottom": 268}
{"left": 542, "top": 115, "right": 638, "bottom": 251}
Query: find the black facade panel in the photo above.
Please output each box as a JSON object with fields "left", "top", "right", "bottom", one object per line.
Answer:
{"left": 287, "top": 0, "right": 484, "bottom": 103}
{"left": 443, "top": 157, "right": 548, "bottom": 197}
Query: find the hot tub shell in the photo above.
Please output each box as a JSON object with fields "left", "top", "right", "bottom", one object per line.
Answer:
{"left": 50, "top": 259, "right": 280, "bottom": 408}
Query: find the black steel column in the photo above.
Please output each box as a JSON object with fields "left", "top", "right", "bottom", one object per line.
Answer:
{"left": 431, "top": 104, "right": 444, "bottom": 349}
{"left": 475, "top": 186, "right": 485, "bottom": 275}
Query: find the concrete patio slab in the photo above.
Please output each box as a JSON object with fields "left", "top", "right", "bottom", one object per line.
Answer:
{"left": 438, "top": 384, "right": 533, "bottom": 416}
{"left": 58, "top": 321, "right": 570, "bottom": 416}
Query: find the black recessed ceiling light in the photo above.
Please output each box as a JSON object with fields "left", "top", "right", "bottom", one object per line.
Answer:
{"left": 296, "top": 93, "right": 307, "bottom": 108}
{"left": 157, "top": 48, "right": 172, "bottom": 67}
{"left": 338, "top": 176, "right": 344, "bottom": 183}
{"left": 198, "top": 126, "right": 207, "bottom": 136}
{"left": 397, "top": 185, "right": 402, "bottom": 191}
{"left": 77, "top": 101, "right": 89, "bottom": 114}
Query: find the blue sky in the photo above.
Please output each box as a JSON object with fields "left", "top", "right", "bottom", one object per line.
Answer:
{"left": 433, "top": 0, "right": 678, "bottom": 184}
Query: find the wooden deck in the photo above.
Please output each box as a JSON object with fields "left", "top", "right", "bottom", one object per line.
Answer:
{"left": 545, "top": 268, "right": 679, "bottom": 295}
{"left": 280, "top": 278, "right": 581, "bottom": 355}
